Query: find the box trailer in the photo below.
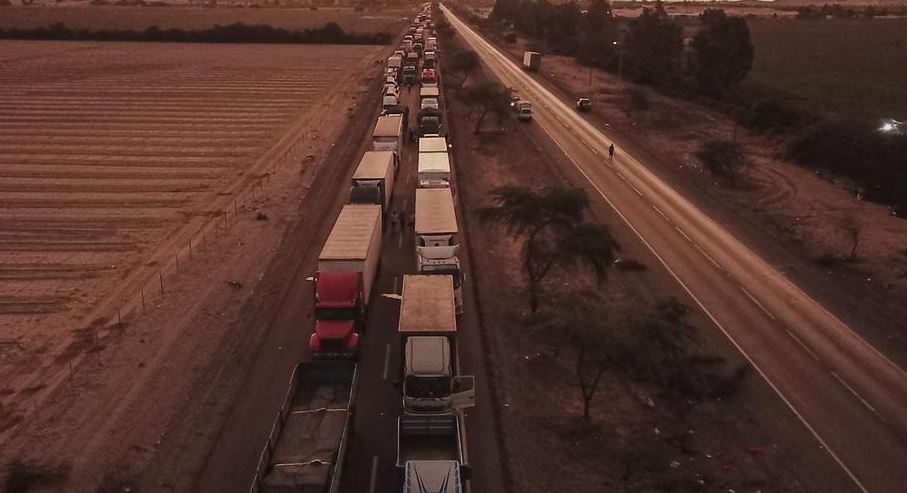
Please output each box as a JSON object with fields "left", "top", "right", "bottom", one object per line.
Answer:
{"left": 522, "top": 51, "right": 541, "bottom": 71}
{"left": 351, "top": 150, "right": 396, "bottom": 212}
{"left": 250, "top": 361, "right": 358, "bottom": 493}
{"left": 418, "top": 136, "right": 448, "bottom": 154}
{"left": 311, "top": 205, "right": 382, "bottom": 358}
{"left": 398, "top": 275, "right": 474, "bottom": 412}
{"left": 372, "top": 114, "right": 404, "bottom": 155}
{"left": 417, "top": 151, "right": 450, "bottom": 189}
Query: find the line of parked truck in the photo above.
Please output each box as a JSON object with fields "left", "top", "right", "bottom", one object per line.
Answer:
{"left": 249, "top": 5, "right": 476, "bottom": 493}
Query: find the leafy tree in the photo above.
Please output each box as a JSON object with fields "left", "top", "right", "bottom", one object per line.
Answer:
{"left": 691, "top": 9, "right": 754, "bottom": 95}
{"left": 697, "top": 139, "right": 746, "bottom": 182}
{"left": 463, "top": 81, "right": 511, "bottom": 134}
{"left": 448, "top": 50, "right": 480, "bottom": 87}
{"left": 479, "top": 186, "right": 619, "bottom": 312}
{"left": 624, "top": 1, "right": 683, "bottom": 83}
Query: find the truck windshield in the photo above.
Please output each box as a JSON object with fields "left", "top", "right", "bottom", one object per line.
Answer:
{"left": 315, "top": 307, "right": 357, "bottom": 321}
{"left": 405, "top": 375, "right": 450, "bottom": 398}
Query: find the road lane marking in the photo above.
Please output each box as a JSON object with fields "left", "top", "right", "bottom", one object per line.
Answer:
{"left": 444, "top": 9, "right": 870, "bottom": 492}
{"left": 674, "top": 225, "right": 692, "bottom": 243}
{"left": 830, "top": 370, "right": 888, "bottom": 424}
{"left": 615, "top": 171, "right": 627, "bottom": 182}
{"left": 786, "top": 329, "right": 820, "bottom": 362}
{"left": 383, "top": 344, "right": 391, "bottom": 381}
{"left": 691, "top": 242, "right": 725, "bottom": 273}
{"left": 368, "top": 456, "right": 378, "bottom": 493}
{"left": 740, "top": 286, "right": 777, "bottom": 321}
{"left": 651, "top": 204, "right": 667, "bottom": 219}
{"left": 630, "top": 185, "right": 644, "bottom": 197}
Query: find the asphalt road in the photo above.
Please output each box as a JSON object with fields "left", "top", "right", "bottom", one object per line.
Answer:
{"left": 194, "top": 26, "right": 506, "bottom": 493}
{"left": 441, "top": 5, "right": 907, "bottom": 493}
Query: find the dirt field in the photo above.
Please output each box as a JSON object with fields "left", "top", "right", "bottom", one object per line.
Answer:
{"left": 746, "top": 17, "right": 907, "bottom": 120}
{"left": 0, "top": 5, "right": 407, "bottom": 33}
{"left": 0, "top": 39, "right": 386, "bottom": 490}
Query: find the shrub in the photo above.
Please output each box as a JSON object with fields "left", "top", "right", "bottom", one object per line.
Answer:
{"left": 743, "top": 98, "right": 807, "bottom": 132}
{"left": 697, "top": 139, "right": 746, "bottom": 181}
{"left": 3, "top": 460, "right": 67, "bottom": 493}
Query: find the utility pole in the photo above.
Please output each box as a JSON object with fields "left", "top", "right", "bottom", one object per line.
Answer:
{"left": 613, "top": 41, "right": 623, "bottom": 82}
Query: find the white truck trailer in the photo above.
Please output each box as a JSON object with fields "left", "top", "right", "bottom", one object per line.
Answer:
{"left": 250, "top": 361, "right": 357, "bottom": 493}
{"left": 398, "top": 275, "right": 474, "bottom": 412}
{"left": 414, "top": 188, "right": 462, "bottom": 313}
{"left": 522, "top": 50, "right": 541, "bottom": 71}
{"left": 397, "top": 413, "right": 469, "bottom": 493}
{"left": 417, "top": 151, "right": 451, "bottom": 189}
{"left": 310, "top": 205, "right": 382, "bottom": 357}
{"left": 418, "top": 136, "right": 448, "bottom": 154}
{"left": 372, "top": 114, "right": 404, "bottom": 158}
{"left": 350, "top": 150, "right": 396, "bottom": 212}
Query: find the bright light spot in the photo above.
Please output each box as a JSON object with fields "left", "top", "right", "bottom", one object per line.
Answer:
{"left": 879, "top": 119, "right": 903, "bottom": 134}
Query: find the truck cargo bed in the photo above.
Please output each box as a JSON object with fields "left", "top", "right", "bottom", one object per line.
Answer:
{"left": 251, "top": 362, "right": 358, "bottom": 493}
{"left": 396, "top": 414, "right": 463, "bottom": 467}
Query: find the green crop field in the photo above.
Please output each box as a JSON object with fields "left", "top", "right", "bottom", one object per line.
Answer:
{"left": 746, "top": 17, "right": 907, "bottom": 121}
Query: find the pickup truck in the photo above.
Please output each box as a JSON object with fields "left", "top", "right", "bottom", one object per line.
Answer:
{"left": 397, "top": 413, "right": 470, "bottom": 493}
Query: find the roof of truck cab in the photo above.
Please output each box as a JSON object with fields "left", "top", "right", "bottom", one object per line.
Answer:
{"left": 399, "top": 275, "right": 456, "bottom": 334}
{"left": 415, "top": 188, "right": 457, "bottom": 234}
{"left": 419, "top": 136, "right": 448, "bottom": 153}
{"left": 405, "top": 336, "right": 451, "bottom": 375}
{"left": 319, "top": 205, "right": 382, "bottom": 261}
{"left": 353, "top": 151, "right": 394, "bottom": 181}
{"left": 373, "top": 114, "right": 403, "bottom": 137}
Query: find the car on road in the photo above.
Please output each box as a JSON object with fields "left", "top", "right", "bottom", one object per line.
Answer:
{"left": 576, "top": 98, "right": 592, "bottom": 112}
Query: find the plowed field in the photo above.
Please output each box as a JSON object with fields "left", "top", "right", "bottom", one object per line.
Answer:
{"left": 0, "top": 40, "right": 382, "bottom": 413}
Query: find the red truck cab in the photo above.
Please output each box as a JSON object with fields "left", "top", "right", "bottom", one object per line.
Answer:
{"left": 310, "top": 271, "right": 363, "bottom": 359}
{"left": 420, "top": 68, "right": 437, "bottom": 84}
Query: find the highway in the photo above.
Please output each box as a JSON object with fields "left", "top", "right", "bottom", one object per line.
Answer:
{"left": 441, "top": 5, "right": 907, "bottom": 493}
{"left": 194, "top": 23, "right": 506, "bottom": 493}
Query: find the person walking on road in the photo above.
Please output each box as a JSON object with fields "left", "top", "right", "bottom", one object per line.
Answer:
{"left": 608, "top": 143, "right": 615, "bottom": 161}
{"left": 389, "top": 210, "right": 399, "bottom": 233}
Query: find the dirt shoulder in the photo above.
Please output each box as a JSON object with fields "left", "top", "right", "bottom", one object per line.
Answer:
{"left": 0, "top": 45, "right": 386, "bottom": 492}
{"left": 441, "top": 20, "right": 850, "bottom": 493}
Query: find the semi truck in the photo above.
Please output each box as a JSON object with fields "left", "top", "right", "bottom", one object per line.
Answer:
{"left": 398, "top": 275, "right": 474, "bottom": 412}
{"left": 250, "top": 361, "right": 358, "bottom": 493}
{"left": 310, "top": 205, "right": 382, "bottom": 358}
{"left": 522, "top": 50, "right": 541, "bottom": 71}
{"left": 418, "top": 136, "right": 448, "bottom": 154}
{"left": 350, "top": 151, "right": 396, "bottom": 212}
{"left": 397, "top": 413, "right": 469, "bottom": 493}
{"left": 414, "top": 189, "right": 463, "bottom": 314}
{"left": 416, "top": 151, "right": 450, "bottom": 188}
{"left": 372, "top": 114, "right": 404, "bottom": 156}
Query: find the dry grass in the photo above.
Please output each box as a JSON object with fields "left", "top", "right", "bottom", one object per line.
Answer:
{"left": 746, "top": 17, "right": 907, "bottom": 120}
{"left": 0, "top": 5, "right": 407, "bottom": 33}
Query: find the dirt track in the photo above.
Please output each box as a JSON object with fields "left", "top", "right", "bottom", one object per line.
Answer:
{"left": 0, "top": 39, "right": 385, "bottom": 490}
